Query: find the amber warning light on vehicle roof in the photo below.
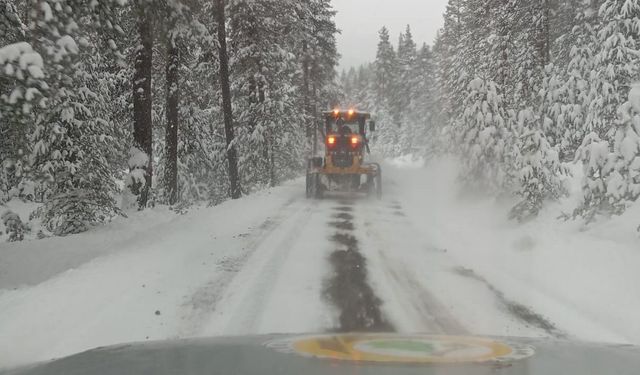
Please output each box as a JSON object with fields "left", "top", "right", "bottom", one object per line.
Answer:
{"left": 331, "top": 108, "right": 357, "bottom": 118}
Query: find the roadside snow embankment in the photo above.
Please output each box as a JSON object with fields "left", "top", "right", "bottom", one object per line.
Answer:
{"left": 0, "top": 181, "right": 318, "bottom": 369}
{"left": 391, "top": 157, "right": 640, "bottom": 345}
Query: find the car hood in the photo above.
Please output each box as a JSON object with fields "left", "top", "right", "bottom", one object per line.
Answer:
{"left": 4, "top": 333, "right": 640, "bottom": 375}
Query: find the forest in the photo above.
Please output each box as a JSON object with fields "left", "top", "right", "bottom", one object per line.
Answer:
{"left": 346, "top": 0, "right": 640, "bottom": 224}
{"left": 1, "top": 0, "right": 339, "bottom": 237}
{"left": 2, "top": 0, "right": 640, "bottom": 239}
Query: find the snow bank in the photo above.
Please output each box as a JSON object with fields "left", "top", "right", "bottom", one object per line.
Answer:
{"left": 0, "top": 180, "right": 330, "bottom": 369}
{"left": 0, "top": 204, "right": 176, "bottom": 289}
{"left": 391, "top": 157, "right": 640, "bottom": 345}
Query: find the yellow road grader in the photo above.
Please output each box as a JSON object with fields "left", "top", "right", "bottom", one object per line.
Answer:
{"left": 306, "top": 109, "right": 381, "bottom": 199}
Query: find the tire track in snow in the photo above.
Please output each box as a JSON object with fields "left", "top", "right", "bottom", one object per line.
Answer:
{"left": 358, "top": 200, "right": 467, "bottom": 335}
{"left": 376, "top": 249, "right": 467, "bottom": 334}
{"left": 204, "top": 200, "right": 317, "bottom": 334}
{"left": 176, "top": 197, "right": 300, "bottom": 337}
{"left": 454, "top": 266, "right": 567, "bottom": 339}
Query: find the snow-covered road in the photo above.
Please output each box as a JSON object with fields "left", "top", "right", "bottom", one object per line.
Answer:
{"left": 2, "top": 159, "right": 640, "bottom": 369}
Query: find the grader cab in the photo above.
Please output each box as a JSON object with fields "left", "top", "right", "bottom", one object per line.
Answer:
{"left": 306, "top": 109, "right": 381, "bottom": 199}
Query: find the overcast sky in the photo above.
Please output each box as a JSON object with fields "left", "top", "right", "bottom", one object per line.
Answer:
{"left": 331, "top": 0, "right": 449, "bottom": 70}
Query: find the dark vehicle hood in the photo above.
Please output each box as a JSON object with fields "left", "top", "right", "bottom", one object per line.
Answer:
{"left": 4, "top": 333, "right": 640, "bottom": 375}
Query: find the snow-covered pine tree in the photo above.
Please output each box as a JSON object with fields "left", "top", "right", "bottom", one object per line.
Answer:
{"left": 557, "top": 4, "right": 600, "bottom": 158}
{"left": 541, "top": 64, "right": 581, "bottom": 160}
{"left": 161, "top": 0, "right": 185, "bottom": 206}
{"left": 128, "top": 0, "right": 154, "bottom": 209}
{"left": 0, "top": 1, "right": 39, "bottom": 202}
{"left": 354, "top": 65, "right": 375, "bottom": 110}
{"left": 457, "top": 78, "right": 514, "bottom": 193}
{"left": 573, "top": 132, "right": 614, "bottom": 223}
{"left": 15, "top": 0, "right": 127, "bottom": 235}
{"left": 407, "top": 43, "right": 438, "bottom": 157}
{"left": 439, "top": 0, "right": 496, "bottom": 157}
{"left": 510, "top": 107, "right": 567, "bottom": 221}
{"left": 215, "top": 0, "right": 242, "bottom": 199}
{"left": 371, "top": 26, "right": 401, "bottom": 156}
{"left": 228, "top": 0, "right": 305, "bottom": 189}
{"left": 373, "top": 26, "right": 396, "bottom": 111}
{"left": 552, "top": 0, "right": 591, "bottom": 66}
{"left": 508, "top": 0, "right": 569, "bottom": 221}
{"left": 437, "top": 0, "right": 467, "bottom": 128}
{"left": 586, "top": 0, "right": 640, "bottom": 141}
{"left": 573, "top": 0, "right": 640, "bottom": 221}
{"left": 393, "top": 25, "right": 416, "bottom": 125}
{"left": 607, "top": 93, "right": 640, "bottom": 212}
{"left": 1, "top": 209, "right": 28, "bottom": 241}
{"left": 393, "top": 26, "right": 422, "bottom": 153}
{"left": 573, "top": 85, "right": 640, "bottom": 222}
{"left": 150, "top": 0, "right": 231, "bottom": 207}
{"left": 459, "top": 0, "right": 493, "bottom": 78}
{"left": 297, "top": 0, "right": 339, "bottom": 151}
{"left": 149, "top": 0, "right": 216, "bottom": 207}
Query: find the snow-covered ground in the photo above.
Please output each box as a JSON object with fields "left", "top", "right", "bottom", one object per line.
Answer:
{"left": 1, "top": 159, "right": 639, "bottom": 369}
{"left": 385, "top": 158, "right": 640, "bottom": 344}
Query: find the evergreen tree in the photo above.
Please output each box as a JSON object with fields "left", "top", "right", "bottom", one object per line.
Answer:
{"left": 510, "top": 107, "right": 567, "bottom": 221}
{"left": 1, "top": 2, "right": 35, "bottom": 201}
{"left": 457, "top": 78, "right": 514, "bottom": 193}
{"left": 437, "top": 0, "right": 467, "bottom": 124}
{"left": 406, "top": 44, "right": 437, "bottom": 156}
{"left": 373, "top": 26, "right": 396, "bottom": 111}
{"left": 608, "top": 96, "right": 640, "bottom": 212}
{"left": 573, "top": 0, "right": 640, "bottom": 221}
{"left": 228, "top": 0, "right": 305, "bottom": 189}
{"left": 371, "top": 26, "right": 400, "bottom": 156}
{"left": 15, "top": 0, "right": 126, "bottom": 235}
{"left": 298, "top": 0, "right": 339, "bottom": 151}
{"left": 129, "top": 0, "right": 154, "bottom": 209}
{"left": 216, "top": 0, "right": 241, "bottom": 199}
{"left": 394, "top": 25, "right": 416, "bottom": 124}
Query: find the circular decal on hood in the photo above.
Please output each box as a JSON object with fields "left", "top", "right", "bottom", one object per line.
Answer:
{"left": 267, "top": 334, "right": 534, "bottom": 364}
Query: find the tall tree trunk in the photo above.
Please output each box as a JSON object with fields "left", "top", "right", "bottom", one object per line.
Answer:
{"left": 165, "top": 37, "right": 179, "bottom": 205}
{"left": 133, "top": 1, "right": 153, "bottom": 209}
{"left": 302, "top": 41, "right": 311, "bottom": 139}
{"left": 539, "top": 0, "right": 551, "bottom": 67}
{"left": 269, "top": 141, "right": 276, "bottom": 187}
{"left": 312, "top": 79, "right": 319, "bottom": 155}
{"left": 257, "top": 77, "right": 275, "bottom": 187}
{"left": 215, "top": 0, "right": 241, "bottom": 199}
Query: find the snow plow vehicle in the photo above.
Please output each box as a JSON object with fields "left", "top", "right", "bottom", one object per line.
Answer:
{"left": 306, "top": 109, "right": 381, "bottom": 199}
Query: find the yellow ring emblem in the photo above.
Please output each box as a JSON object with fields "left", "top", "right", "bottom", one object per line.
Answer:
{"left": 269, "top": 334, "right": 534, "bottom": 364}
